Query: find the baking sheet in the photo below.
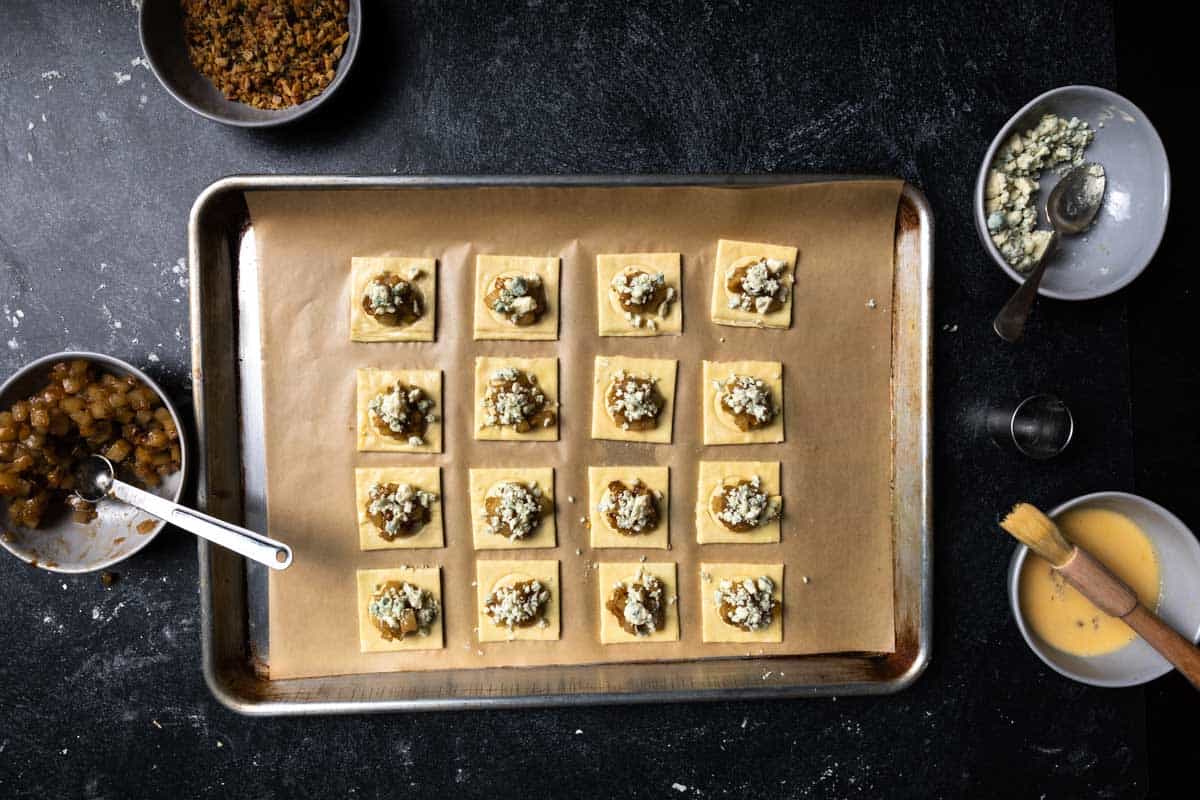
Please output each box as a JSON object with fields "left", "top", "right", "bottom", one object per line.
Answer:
{"left": 246, "top": 182, "right": 902, "bottom": 680}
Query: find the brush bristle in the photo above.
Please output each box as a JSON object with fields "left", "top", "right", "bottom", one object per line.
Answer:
{"left": 999, "top": 503, "right": 1074, "bottom": 566}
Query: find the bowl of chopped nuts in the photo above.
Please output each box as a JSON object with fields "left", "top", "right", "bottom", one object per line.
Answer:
{"left": 0, "top": 352, "right": 187, "bottom": 573}
{"left": 975, "top": 85, "right": 1170, "bottom": 301}
{"left": 139, "top": 0, "right": 361, "bottom": 128}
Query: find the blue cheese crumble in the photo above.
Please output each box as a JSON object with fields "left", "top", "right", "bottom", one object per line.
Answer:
{"left": 597, "top": 479, "right": 662, "bottom": 534}
{"left": 485, "top": 579, "right": 551, "bottom": 631}
{"left": 713, "top": 375, "right": 776, "bottom": 428}
{"left": 369, "top": 383, "right": 436, "bottom": 443}
{"left": 605, "top": 370, "right": 662, "bottom": 429}
{"left": 713, "top": 575, "right": 777, "bottom": 632}
{"left": 368, "top": 581, "right": 439, "bottom": 640}
{"left": 712, "top": 476, "right": 780, "bottom": 530}
{"left": 483, "top": 481, "right": 544, "bottom": 540}
{"left": 367, "top": 482, "right": 436, "bottom": 537}
{"left": 726, "top": 256, "right": 790, "bottom": 313}
{"left": 610, "top": 268, "right": 676, "bottom": 329}
{"left": 490, "top": 274, "right": 542, "bottom": 319}
{"left": 985, "top": 113, "right": 1095, "bottom": 272}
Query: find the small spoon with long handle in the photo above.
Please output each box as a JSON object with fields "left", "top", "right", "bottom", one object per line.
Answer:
{"left": 75, "top": 454, "right": 292, "bottom": 570}
{"left": 993, "top": 162, "right": 1106, "bottom": 343}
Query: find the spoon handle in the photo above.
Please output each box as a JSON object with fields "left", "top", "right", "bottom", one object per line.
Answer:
{"left": 993, "top": 235, "right": 1056, "bottom": 343}
{"left": 108, "top": 478, "right": 292, "bottom": 570}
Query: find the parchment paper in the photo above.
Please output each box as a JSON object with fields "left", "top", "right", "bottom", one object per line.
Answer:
{"left": 247, "top": 181, "right": 902, "bottom": 680}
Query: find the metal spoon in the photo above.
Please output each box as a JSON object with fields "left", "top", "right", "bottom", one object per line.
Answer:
{"left": 75, "top": 454, "right": 292, "bottom": 570}
{"left": 993, "top": 162, "right": 1107, "bottom": 343}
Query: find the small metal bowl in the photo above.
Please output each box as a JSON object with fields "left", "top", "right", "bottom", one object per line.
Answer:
{"left": 974, "top": 85, "right": 1170, "bottom": 300}
{"left": 0, "top": 352, "right": 188, "bottom": 573}
{"left": 138, "top": 0, "right": 362, "bottom": 128}
{"left": 1008, "top": 492, "right": 1200, "bottom": 687}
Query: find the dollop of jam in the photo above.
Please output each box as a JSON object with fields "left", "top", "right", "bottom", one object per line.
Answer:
{"left": 484, "top": 579, "right": 550, "bottom": 631}
{"left": 369, "top": 382, "right": 435, "bottom": 444}
{"left": 483, "top": 481, "right": 546, "bottom": 540}
{"left": 714, "top": 575, "right": 778, "bottom": 631}
{"left": 606, "top": 569, "right": 667, "bottom": 636}
{"left": 366, "top": 482, "right": 436, "bottom": 540}
{"left": 725, "top": 256, "right": 789, "bottom": 314}
{"left": 713, "top": 374, "right": 775, "bottom": 431}
{"left": 605, "top": 370, "right": 663, "bottom": 431}
{"left": 597, "top": 479, "right": 660, "bottom": 535}
{"left": 362, "top": 272, "right": 424, "bottom": 327}
{"left": 480, "top": 367, "right": 556, "bottom": 432}
{"left": 709, "top": 476, "right": 780, "bottom": 532}
{"left": 368, "top": 580, "right": 440, "bottom": 641}
{"left": 485, "top": 273, "right": 547, "bottom": 326}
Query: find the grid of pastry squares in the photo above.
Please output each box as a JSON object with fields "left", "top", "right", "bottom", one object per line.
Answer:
{"left": 349, "top": 240, "right": 798, "bottom": 654}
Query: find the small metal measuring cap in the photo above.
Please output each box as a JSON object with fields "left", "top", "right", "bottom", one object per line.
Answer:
{"left": 986, "top": 394, "right": 1075, "bottom": 460}
{"left": 74, "top": 454, "right": 117, "bottom": 502}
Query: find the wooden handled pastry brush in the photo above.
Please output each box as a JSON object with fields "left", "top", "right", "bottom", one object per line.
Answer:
{"left": 1000, "top": 503, "right": 1200, "bottom": 689}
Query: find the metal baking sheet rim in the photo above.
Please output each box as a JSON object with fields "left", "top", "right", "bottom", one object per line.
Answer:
{"left": 189, "top": 175, "right": 933, "bottom": 715}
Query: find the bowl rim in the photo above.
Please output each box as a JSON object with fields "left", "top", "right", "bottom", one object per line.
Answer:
{"left": 0, "top": 351, "right": 189, "bottom": 573}
{"left": 973, "top": 84, "right": 1171, "bottom": 301}
{"left": 137, "top": 0, "right": 362, "bottom": 129}
{"left": 1006, "top": 490, "right": 1200, "bottom": 688}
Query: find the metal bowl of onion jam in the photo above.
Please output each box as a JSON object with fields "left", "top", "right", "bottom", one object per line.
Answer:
{"left": 0, "top": 352, "right": 188, "bottom": 573}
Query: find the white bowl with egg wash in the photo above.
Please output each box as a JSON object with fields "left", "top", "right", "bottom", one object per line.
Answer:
{"left": 975, "top": 86, "right": 1170, "bottom": 300}
{"left": 1007, "top": 492, "right": 1200, "bottom": 688}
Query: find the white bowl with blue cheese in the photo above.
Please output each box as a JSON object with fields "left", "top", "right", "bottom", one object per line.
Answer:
{"left": 975, "top": 85, "right": 1170, "bottom": 300}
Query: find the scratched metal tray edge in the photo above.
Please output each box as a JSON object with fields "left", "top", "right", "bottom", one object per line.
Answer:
{"left": 189, "top": 175, "right": 933, "bottom": 716}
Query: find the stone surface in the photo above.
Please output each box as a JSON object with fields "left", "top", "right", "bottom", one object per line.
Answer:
{"left": 0, "top": 1, "right": 1153, "bottom": 797}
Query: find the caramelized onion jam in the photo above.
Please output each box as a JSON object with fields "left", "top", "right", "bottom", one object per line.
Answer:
{"left": 0, "top": 360, "right": 181, "bottom": 528}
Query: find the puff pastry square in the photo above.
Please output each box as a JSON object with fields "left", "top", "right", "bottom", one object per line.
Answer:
{"left": 709, "top": 239, "right": 798, "bottom": 329}
{"left": 473, "top": 357, "right": 559, "bottom": 441}
{"left": 349, "top": 256, "right": 436, "bottom": 342}
{"left": 701, "top": 360, "right": 784, "bottom": 446}
{"left": 354, "top": 467, "right": 444, "bottom": 551}
{"left": 587, "top": 465, "right": 670, "bottom": 550}
{"left": 475, "top": 559, "right": 561, "bottom": 642}
{"left": 597, "top": 562, "right": 680, "bottom": 644}
{"left": 356, "top": 368, "right": 443, "bottom": 453}
{"left": 356, "top": 566, "right": 444, "bottom": 652}
{"left": 590, "top": 355, "right": 677, "bottom": 444}
{"left": 468, "top": 467, "right": 557, "bottom": 550}
{"left": 595, "top": 252, "right": 682, "bottom": 337}
{"left": 694, "top": 461, "right": 781, "bottom": 544}
{"left": 473, "top": 255, "right": 560, "bottom": 341}
{"left": 699, "top": 562, "right": 784, "bottom": 644}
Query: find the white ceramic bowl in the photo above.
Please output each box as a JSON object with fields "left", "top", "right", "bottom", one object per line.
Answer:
{"left": 0, "top": 352, "right": 187, "bottom": 573}
{"left": 975, "top": 85, "right": 1170, "bottom": 300}
{"left": 1008, "top": 492, "right": 1200, "bottom": 687}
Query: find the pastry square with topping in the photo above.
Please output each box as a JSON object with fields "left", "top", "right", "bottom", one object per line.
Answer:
{"left": 356, "top": 566, "right": 444, "bottom": 653}
{"left": 473, "top": 357, "right": 559, "bottom": 441}
{"left": 709, "top": 239, "right": 798, "bottom": 329}
{"left": 356, "top": 368, "right": 442, "bottom": 453}
{"left": 587, "top": 465, "right": 670, "bottom": 549}
{"left": 597, "top": 562, "right": 680, "bottom": 644}
{"left": 349, "top": 256, "right": 437, "bottom": 342}
{"left": 475, "top": 559, "right": 561, "bottom": 642}
{"left": 590, "top": 355, "right": 678, "bottom": 444}
{"left": 701, "top": 360, "right": 784, "bottom": 445}
{"left": 699, "top": 563, "right": 784, "bottom": 644}
{"left": 694, "top": 461, "right": 781, "bottom": 544}
{"left": 473, "top": 255, "right": 560, "bottom": 341}
{"left": 595, "top": 252, "right": 682, "bottom": 337}
{"left": 354, "top": 467, "right": 443, "bottom": 551}
{"left": 468, "top": 467, "right": 557, "bottom": 550}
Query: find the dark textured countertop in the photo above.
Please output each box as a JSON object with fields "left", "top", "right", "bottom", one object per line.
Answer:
{"left": 1, "top": 1, "right": 1189, "bottom": 797}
